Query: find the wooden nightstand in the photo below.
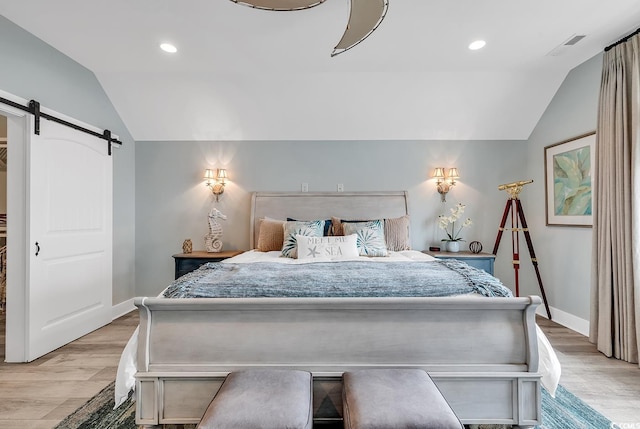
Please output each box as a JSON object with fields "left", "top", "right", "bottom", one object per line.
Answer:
{"left": 172, "top": 250, "right": 244, "bottom": 279}
{"left": 424, "top": 250, "right": 496, "bottom": 276}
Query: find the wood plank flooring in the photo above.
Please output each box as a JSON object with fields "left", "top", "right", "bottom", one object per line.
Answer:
{"left": 536, "top": 317, "right": 640, "bottom": 425}
{"left": 0, "top": 311, "right": 138, "bottom": 429}
{"left": 0, "top": 312, "right": 638, "bottom": 428}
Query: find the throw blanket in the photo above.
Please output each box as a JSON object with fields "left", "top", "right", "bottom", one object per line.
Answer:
{"left": 163, "top": 260, "right": 513, "bottom": 299}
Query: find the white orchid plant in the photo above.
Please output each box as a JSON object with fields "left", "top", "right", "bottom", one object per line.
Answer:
{"left": 438, "top": 203, "right": 473, "bottom": 242}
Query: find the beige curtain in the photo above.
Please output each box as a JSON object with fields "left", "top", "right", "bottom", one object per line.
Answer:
{"left": 590, "top": 31, "right": 640, "bottom": 365}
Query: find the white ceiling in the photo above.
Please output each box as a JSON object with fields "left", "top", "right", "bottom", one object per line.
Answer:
{"left": 1, "top": 0, "right": 639, "bottom": 141}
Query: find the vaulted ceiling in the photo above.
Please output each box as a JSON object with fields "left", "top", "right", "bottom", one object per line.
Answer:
{"left": 1, "top": 0, "right": 639, "bottom": 141}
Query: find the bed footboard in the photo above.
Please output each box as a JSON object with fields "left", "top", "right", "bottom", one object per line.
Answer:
{"left": 134, "top": 296, "right": 541, "bottom": 427}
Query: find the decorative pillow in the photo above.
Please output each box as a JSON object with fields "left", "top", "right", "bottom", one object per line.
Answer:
{"left": 342, "top": 220, "right": 388, "bottom": 257}
{"left": 256, "top": 217, "right": 286, "bottom": 252}
{"left": 296, "top": 234, "right": 359, "bottom": 260}
{"left": 384, "top": 215, "right": 411, "bottom": 251}
{"left": 281, "top": 220, "right": 325, "bottom": 258}
{"left": 287, "top": 218, "right": 332, "bottom": 236}
{"left": 330, "top": 216, "right": 344, "bottom": 236}
{"left": 330, "top": 216, "right": 366, "bottom": 236}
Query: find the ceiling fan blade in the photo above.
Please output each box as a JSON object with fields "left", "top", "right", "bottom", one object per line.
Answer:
{"left": 332, "top": 0, "right": 389, "bottom": 56}
{"left": 229, "top": 0, "right": 326, "bottom": 11}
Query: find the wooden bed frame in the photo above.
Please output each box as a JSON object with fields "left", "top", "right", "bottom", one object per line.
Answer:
{"left": 134, "top": 192, "right": 541, "bottom": 428}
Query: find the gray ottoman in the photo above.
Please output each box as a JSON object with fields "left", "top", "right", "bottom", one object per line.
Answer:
{"left": 342, "top": 369, "right": 463, "bottom": 429}
{"left": 197, "top": 369, "right": 313, "bottom": 429}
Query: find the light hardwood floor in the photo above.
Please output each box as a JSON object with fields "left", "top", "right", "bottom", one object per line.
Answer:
{"left": 536, "top": 317, "right": 640, "bottom": 425}
{"left": 0, "top": 312, "right": 639, "bottom": 428}
{"left": 0, "top": 311, "right": 138, "bottom": 429}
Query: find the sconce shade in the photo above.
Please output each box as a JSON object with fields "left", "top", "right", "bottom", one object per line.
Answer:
{"left": 433, "top": 168, "right": 445, "bottom": 180}
{"left": 203, "top": 169, "right": 216, "bottom": 181}
{"left": 448, "top": 168, "right": 460, "bottom": 180}
{"left": 216, "top": 168, "right": 228, "bottom": 182}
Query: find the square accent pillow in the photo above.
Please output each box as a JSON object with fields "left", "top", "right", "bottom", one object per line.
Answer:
{"left": 384, "top": 215, "right": 411, "bottom": 251}
{"left": 330, "top": 216, "right": 366, "bottom": 236}
{"left": 281, "top": 220, "right": 325, "bottom": 258}
{"left": 296, "top": 234, "right": 359, "bottom": 261}
{"left": 330, "top": 216, "right": 345, "bottom": 236}
{"left": 256, "top": 217, "right": 286, "bottom": 252}
{"left": 342, "top": 220, "right": 388, "bottom": 257}
{"left": 287, "top": 217, "right": 332, "bottom": 236}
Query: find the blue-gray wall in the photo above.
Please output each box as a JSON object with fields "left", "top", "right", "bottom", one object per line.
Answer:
{"left": 0, "top": 15, "right": 136, "bottom": 305}
{"left": 134, "top": 139, "right": 526, "bottom": 297}
{"left": 520, "top": 53, "right": 602, "bottom": 325}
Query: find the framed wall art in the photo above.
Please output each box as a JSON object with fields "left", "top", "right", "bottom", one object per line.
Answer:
{"left": 544, "top": 132, "right": 595, "bottom": 227}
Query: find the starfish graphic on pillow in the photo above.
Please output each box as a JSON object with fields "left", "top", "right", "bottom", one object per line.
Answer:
{"left": 307, "top": 246, "right": 320, "bottom": 258}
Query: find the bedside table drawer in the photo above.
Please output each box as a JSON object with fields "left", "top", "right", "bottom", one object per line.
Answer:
{"left": 172, "top": 250, "right": 244, "bottom": 279}
{"left": 423, "top": 250, "right": 495, "bottom": 276}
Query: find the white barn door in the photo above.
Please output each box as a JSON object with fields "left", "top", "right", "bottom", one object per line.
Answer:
{"left": 27, "top": 118, "right": 112, "bottom": 361}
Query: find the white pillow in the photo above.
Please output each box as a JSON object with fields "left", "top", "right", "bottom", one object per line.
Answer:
{"left": 296, "top": 234, "right": 359, "bottom": 260}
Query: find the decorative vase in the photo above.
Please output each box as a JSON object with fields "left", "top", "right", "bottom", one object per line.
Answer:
{"left": 182, "top": 239, "right": 193, "bottom": 254}
{"left": 469, "top": 241, "right": 483, "bottom": 254}
{"left": 446, "top": 241, "right": 460, "bottom": 253}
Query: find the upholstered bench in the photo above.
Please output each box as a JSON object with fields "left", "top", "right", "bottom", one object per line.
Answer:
{"left": 197, "top": 369, "right": 313, "bottom": 429}
{"left": 342, "top": 369, "right": 463, "bottom": 429}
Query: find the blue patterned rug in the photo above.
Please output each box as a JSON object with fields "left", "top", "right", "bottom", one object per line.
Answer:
{"left": 53, "top": 381, "right": 613, "bottom": 429}
{"left": 539, "top": 384, "right": 613, "bottom": 429}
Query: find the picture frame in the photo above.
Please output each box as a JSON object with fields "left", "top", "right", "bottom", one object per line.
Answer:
{"left": 544, "top": 132, "right": 595, "bottom": 227}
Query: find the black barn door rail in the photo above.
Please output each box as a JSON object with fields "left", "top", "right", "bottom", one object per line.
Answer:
{"left": 0, "top": 96, "right": 123, "bottom": 156}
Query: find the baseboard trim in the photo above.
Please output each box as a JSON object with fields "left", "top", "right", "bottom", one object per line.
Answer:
{"left": 537, "top": 305, "right": 589, "bottom": 337}
{"left": 112, "top": 298, "right": 136, "bottom": 320}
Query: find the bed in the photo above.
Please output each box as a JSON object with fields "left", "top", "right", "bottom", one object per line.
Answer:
{"left": 128, "top": 191, "right": 559, "bottom": 428}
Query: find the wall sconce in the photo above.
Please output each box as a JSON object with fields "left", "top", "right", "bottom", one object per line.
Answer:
{"left": 204, "top": 168, "right": 228, "bottom": 202}
{"left": 433, "top": 167, "right": 459, "bottom": 202}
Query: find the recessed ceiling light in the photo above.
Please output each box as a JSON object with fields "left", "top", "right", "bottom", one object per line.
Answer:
{"left": 160, "top": 43, "right": 177, "bottom": 53}
{"left": 468, "top": 40, "right": 486, "bottom": 51}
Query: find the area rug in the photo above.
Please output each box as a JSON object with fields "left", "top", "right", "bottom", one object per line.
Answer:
{"left": 539, "top": 384, "right": 614, "bottom": 429}
{"left": 54, "top": 381, "right": 613, "bottom": 429}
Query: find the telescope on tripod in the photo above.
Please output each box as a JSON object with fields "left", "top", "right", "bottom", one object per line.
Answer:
{"left": 493, "top": 179, "right": 551, "bottom": 319}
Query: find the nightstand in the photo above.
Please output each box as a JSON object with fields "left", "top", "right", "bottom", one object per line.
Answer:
{"left": 424, "top": 250, "right": 496, "bottom": 276}
{"left": 172, "top": 250, "right": 244, "bottom": 279}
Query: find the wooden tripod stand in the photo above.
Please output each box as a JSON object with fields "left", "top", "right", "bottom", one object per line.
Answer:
{"left": 492, "top": 180, "right": 552, "bottom": 319}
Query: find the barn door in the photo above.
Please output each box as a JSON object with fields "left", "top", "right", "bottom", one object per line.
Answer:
{"left": 26, "top": 117, "right": 112, "bottom": 361}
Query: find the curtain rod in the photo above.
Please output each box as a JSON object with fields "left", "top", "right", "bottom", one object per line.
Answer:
{"left": 0, "top": 96, "right": 122, "bottom": 156}
{"left": 605, "top": 27, "right": 640, "bottom": 51}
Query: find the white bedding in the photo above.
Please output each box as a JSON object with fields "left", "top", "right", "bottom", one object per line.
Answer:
{"left": 114, "top": 250, "right": 560, "bottom": 407}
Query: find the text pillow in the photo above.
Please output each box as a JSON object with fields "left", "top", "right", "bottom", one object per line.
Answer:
{"left": 296, "top": 234, "right": 359, "bottom": 261}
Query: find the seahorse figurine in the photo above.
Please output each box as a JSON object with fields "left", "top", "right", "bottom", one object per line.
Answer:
{"left": 204, "top": 208, "right": 227, "bottom": 252}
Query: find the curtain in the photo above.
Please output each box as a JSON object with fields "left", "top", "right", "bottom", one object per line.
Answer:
{"left": 590, "top": 31, "right": 640, "bottom": 365}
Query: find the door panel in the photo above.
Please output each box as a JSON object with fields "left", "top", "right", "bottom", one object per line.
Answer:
{"left": 27, "top": 118, "right": 112, "bottom": 361}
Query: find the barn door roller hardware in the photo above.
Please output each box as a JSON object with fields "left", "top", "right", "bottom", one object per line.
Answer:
{"left": 0, "top": 96, "right": 123, "bottom": 156}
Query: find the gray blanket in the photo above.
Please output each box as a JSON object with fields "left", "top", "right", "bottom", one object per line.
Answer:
{"left": 163, "top": 259, "right": 513, "bottom": 299}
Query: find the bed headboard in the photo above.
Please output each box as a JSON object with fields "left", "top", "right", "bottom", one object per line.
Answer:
{"left": 250, "top": 191, "right": 409, "bottom": 249}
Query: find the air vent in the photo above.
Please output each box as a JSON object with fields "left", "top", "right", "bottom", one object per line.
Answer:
{"left": 546, "top": 34, "right": 587, "bottom": 56}
{"left": 564, "top": 35, "right": 586, "bottom": 45}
